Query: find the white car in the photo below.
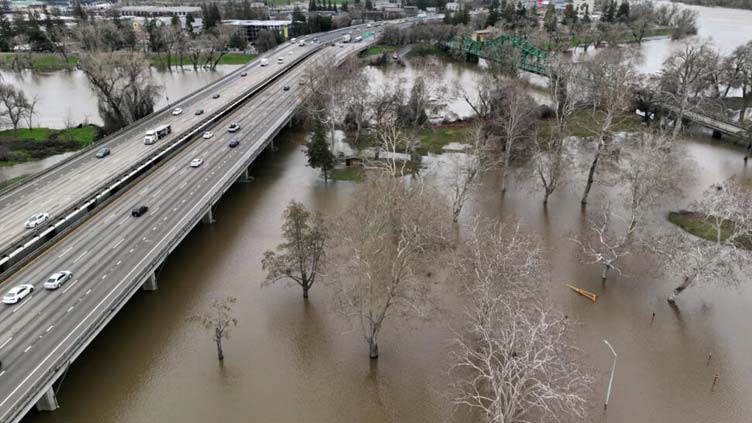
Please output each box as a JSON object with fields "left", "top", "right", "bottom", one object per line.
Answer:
{"left": 202, "top": 131, "right": 214, "bottom": 139}
{"left": 190, "top": 158, "right": 204, "bottom": 168}
{"left": 2, "top": 284, "right": 33, "bottom": 304}
{"left": 172, "top": 107, "right": 183, "bottom": 116}
{"left": 25, "top": 213, "right": 49, "bottom": 229}
{"left": 44, "top": 271, "right": 73, "bottom": 290}
{"left": 228, "top": 123, "right": 240, "bottom": 133}
{"left": 277, "top": 57, "right": 284, "bottom": 64}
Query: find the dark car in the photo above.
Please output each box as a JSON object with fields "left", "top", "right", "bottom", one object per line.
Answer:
{"left": 195, "top": 109, "right": 205, "bottom": 115}
{"left": 131, "top": 205, "right": 149, "bottom": 217}
{"left": 212, "top": 93, "right": 220, "bottom": 99}
{"left": 95, "top": 147, "right": 110, "bottom": 159}
{"left": 228, "top": 140, "right": 240, "bottom": 148}
{"left": 283, "top": 85, "right": 290, "bottom": 91}
{"left": 240, "top": 72, "right": 248, "bottom": 77}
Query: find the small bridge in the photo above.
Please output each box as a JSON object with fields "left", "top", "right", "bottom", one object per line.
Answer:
{"left": 448, "top": 34, "right": 548, "bottom": 75}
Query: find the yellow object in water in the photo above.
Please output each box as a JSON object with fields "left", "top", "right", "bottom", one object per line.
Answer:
{"left": 566, "top": 284, "right": 598, "bottom": 303}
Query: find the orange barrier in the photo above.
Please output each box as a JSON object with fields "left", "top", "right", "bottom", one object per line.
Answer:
{"left": 566, "top": 284, "right": 598, "bottom": 303}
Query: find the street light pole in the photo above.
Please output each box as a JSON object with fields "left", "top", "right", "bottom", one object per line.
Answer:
{"left": 603, "top": 339, "right": 617, "bottom": 410}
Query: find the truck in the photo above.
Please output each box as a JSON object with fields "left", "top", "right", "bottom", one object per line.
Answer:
{"left": 342, "top": 34, "right": 351, "bottom": 43}
{"left": 260, "top": 58, "right": 269, "bottom": 66}
{"left": 144, "top": 124, "right": 171, "bottom": 145}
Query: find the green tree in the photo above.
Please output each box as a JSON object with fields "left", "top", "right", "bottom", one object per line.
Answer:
{"left": 255, "top": 29, "right": 278, "bottom": 52}
{"left": 305, "top": 122, "right": 336, "bottom": 182}
{"left": 185, "top": 12, "right": 196, "bottom": 34}
{"left": 617, "top": 0, "right": 630, "bottom": 21}
{"left": 262, "top": 201, "right": 327, "bottom": 299}
{"left": 487, "top": 0, "right": 500, "bottom": 26}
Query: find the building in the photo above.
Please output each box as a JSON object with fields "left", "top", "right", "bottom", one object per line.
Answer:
{"left": 117, "top": 5, "right": 202, "bottom": 18}
{"left": 573, "top": 0, "right": 594, "bottom": 15}
{"left": 445, "top": 2, "right": 459, "bottom": 11}
{"left": 222, "top": 19, "right": 291, "bottom": 43}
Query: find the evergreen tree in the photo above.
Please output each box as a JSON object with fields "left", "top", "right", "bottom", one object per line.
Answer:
{"left": 487, "top": 0, "right": 499, "bottom": 27}
{"left": 185, "top": 12, "right": 196, "bottom": 33}
{"left": 616, "top": 0, "right": 630, "bottom": 21}
{"left": 341, "top": 1, "right": 348, "bottom": 11}
{"left": 543, "top": 3, "right": 556, "bottom": 33}
{"left": 306, "top": 122, "right": 336, "bottom": 183}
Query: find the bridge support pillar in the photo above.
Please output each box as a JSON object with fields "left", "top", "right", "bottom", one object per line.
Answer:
{"left": 712, "top": 130, "right": 723, "bottom": 139}
{"left": 36, "top": 387, "right": 59, "bottom": 412}
{"left": 238, "top": 166, "right": 254, "bottom": 183}
{"left": 202, "top": 207, "right": 215, "bottom": 224}
{"left": 141, "top": 271, "right": 158, "bottom": 291}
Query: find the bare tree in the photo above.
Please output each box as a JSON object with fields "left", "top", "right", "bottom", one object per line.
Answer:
{"left": 495, "top": 83, "right": 538, "bottom": 194}
{"left": 658, "top": 180, "right": 752, "bottom": 304}
{"left": 262, "top": 201, "right": 327, "bottom": 299}
{"left": 326, "top": 171, "right": 452, "bottom": 359}
{"left": 657, "top": 40, "right": 719, "bottom": 139}
{"left": 0, "top": 83, "right": 29, "bottom": 130}
{"left": 445, "top": 125, "right": 496, "bottom": 222}
{"left": 23, "top": 95, "right": 39, "bottom": 129}
{"left": 580, "top": 48, "right": 637, "bottom": 205}
{"left": 79, "top": 53, "right": 161, "bottom": 133}
{"left": 450, "top": 220, "right": 591, "bottom": 423}
{"left": 572, "top": 204, "right": 636, "bottom": 281}
{"left": 187, "top": 296, "right": 238, "bottom": 361}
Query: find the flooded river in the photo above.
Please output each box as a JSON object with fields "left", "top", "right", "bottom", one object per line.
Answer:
{"left": 17, "top": 4, "right": 752, "bottom": 423}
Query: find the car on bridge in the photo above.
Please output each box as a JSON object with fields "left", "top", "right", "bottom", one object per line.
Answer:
{"left": 171, "top": 107, "right": 183, "bottom": 116}
{"left": 212, "top": 93, "right": 221, "bottom": 99}
{"left": 2, "top": 284, "right": 33, "bottom": 304}
{"left": 241, "top": 72, "right": 248, "bottom": 77}
{"left": 44, "top": 271, "right": 73, "bottom": 290}
{"left": 131, "top": 205, "right": 148, "bottom": 217}
{"left": 229, "top": 139, "right": 240, "bottom": 148}
{"left": 283, "top": 85, "right": 290, "bottom": 91}
{"left": 299, "top": 41, "right": 305, "bottom": 46}
{"left": 277, "top": 57, "right": 284, "bottom": 64}
{"left": 95, "top": 147, "right": 111, "bottom": 159}
{"left": 228, "top": 123, "right": 241, "bottom": 133}
{"left": 190, "top": 158, "right": 204, "bottom": 168}
{"left": 203, "top": 131, "right": 214, "bottom": 139}
{"left": 195, "top": 109, "right": 205, "bottom": 116}
{"left": 24, "top": 213, "right": 49, "bottom": 229}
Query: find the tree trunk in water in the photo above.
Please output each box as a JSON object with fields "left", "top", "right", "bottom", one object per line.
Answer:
{"left": 368, "top": 338, "right": 379, "bottom": 359}
{"left": 601, "top": 264, "right": 609, "bottom": 281}
{"left": 303, "top": 284, "right": 309, "bottom": 299}
{"left": 215, "top": 338, "right": 224, "bottom": 361}
{"left": 667, "top": 276, "right": 692, "bottom": 304}
{"left": 581, "top": 142, "right": 602, "bottom": 205}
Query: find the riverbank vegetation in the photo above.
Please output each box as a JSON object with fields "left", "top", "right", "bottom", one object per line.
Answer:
{"left": 0, "top": 126, "right": 99, "bottom": 166}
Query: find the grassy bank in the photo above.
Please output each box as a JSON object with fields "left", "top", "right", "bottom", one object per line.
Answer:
{"left": 363, "top": 45, "right": 397, "bottom": 56}
{"left": 668, "top": 210, "right": 752, "bottom": 250}
{"left": 0, "top": 126, "right": 100, "bottom": 166}
{"left": 330, "top": 167, "right": 365, "bottom": 181}
{"left": 416, "top": 124, "right": 474, "bottom": 155}
{"left": 0, "top": 53, "right": 79, "bottom": 71}
{"left": 0, "top": 175, "right": 26, "bottom": 190}
{"left": 406, "top": 43, "right": 451, "bottom": 59}
{"left": 537, "top": 109, "right": 643, "bottom": 139}
{"left": 150, "top": 53, "right": 257, "bottom": 68}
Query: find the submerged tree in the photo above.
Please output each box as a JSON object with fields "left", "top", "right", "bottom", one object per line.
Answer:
{"left": 79, "top": 53, "right": 160, "bottom": 133}
{"left": 450, "top": 220, "right": 591, "bottom": 423}
{"left": 658, "top": 180, "right": 752, "bottom": 305}
{"left": 187, "top": 296, "right": 238, "bottom": 361}
{"left": 327, "top": 171, "right": 451, "bottom": 359}
{"left": 305, "top": 121, "right": 336, "bottom": 182}
{"left": 262, "top": 201, "right": 327, "bottom": 299}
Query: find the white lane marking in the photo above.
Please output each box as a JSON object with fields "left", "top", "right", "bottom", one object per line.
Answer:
{"left": 100, "top": 275, "right": 106, "bottom": 280}
{"left": 66, "top": 306, "right": 74, "bottom": 313}
{"left": 118, "top": 216, "right": 129, "bottom": 226}
{"left": 57, "top": 246, "right": 73, "bottom": 258}
{"left": 129, "top": 248, "right": 135, "bottom": 254}
{"left": 72, "top": 251, "right": 88, "bottom": 264}
{"left": 0, "top": 337, "right": 13, "bottom": 350}
{"left": 12, "top": 296, "right": 32, "bottom": 314}
{"left": 23, "top": 346, "right": 31, "bottom": 353}
{"left": 116, "top": 260, "right": 122, "bottom": 266}
{"left": 0, "top": 371, "right": 5, "bottom": 377}
{"left": 62, "top": 279, "right": 78, "bottom": 294}
{"left": 112, "top": 238, "right": 125, "bottom": 249}
{"left": 46, "top": 325, "right": 54, "bottom": 333}
{"left": 154, "top": 206, "right": 160, "bottom": 213}
{"left": 86, "top": 289, "right": 93, "bottom": 295}
{"left": 152, "top": 189, "right": 162, "bottom": 197}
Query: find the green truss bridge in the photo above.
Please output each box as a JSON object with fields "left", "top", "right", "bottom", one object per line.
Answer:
{"left": 448, "top": 35, "right": 548, "bottom": 76}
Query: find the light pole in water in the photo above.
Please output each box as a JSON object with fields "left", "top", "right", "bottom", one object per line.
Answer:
{"left": 604, "top": 339, "right": 617, "bottom": 410}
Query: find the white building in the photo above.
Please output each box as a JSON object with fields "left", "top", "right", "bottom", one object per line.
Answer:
{"left": 445, "top": 2, "right": 459, "bottom": 11}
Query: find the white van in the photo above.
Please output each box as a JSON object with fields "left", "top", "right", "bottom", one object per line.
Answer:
{"left": 260, "top": 58, "right": 269, "bottom": 66}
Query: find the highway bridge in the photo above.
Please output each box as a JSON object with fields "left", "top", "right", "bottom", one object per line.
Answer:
{"left": 0, "top": 18, "right": 427, "bottom": 422}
